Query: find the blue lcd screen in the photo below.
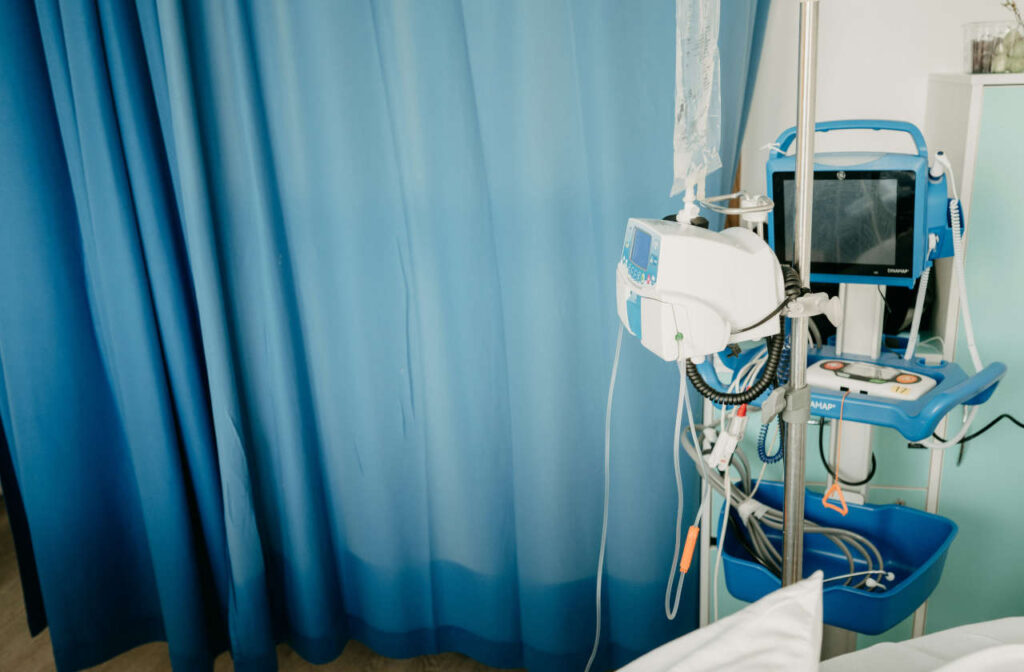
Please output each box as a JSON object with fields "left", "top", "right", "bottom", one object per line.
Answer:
{"left": 630, "top": 229, "right": 651, "bottom": 269}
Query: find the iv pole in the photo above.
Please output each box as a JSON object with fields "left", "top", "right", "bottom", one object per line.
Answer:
{"left": 781, "top": 0, "right": 819, "bottom": 586}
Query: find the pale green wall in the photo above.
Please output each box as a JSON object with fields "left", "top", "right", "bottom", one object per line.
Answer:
{"left": 713, "top": 84, "right": 1024, "bottom": 645}
{"left": 923, "top": 84, "right": 1024, "bottom": 633}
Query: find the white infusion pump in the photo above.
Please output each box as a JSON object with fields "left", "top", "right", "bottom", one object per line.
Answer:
{"left": 616, "top": 218, "right": 785, "bottom": 362}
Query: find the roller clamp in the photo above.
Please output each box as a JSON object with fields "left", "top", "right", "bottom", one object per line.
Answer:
{"left": 758, "top": 383, "right": 812, "bottom": 426}
{"left": 782, "top": 384, "right": 812, "bottom": 425}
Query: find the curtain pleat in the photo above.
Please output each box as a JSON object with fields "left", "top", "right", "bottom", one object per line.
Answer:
{"left": 0, "top": 1, "right": 769, "bottom": 670}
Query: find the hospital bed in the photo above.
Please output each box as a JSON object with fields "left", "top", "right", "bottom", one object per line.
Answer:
{"left": 618, "top": 574, "right": 1024, "bottom": 672}
{"left": 821, "top": 617, "right": 1024, "bottom": 672}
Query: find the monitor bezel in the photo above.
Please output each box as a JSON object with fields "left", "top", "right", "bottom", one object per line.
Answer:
{"left": 771, "top": 169, "right": 917, "bottom": 281}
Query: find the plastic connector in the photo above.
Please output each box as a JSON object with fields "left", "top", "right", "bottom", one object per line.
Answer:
{"left": 677, "top": 200, "right": 700, "bottom": 224}
{"left": 737, "top": 497, "right": 769, "bottom": 524}
{"left": 706, "top": 405, "right": 749, "bottom": 471}
{"left": 929, "top": 151, "right": 946, "bottom": 180}
{"left": 786, "top": 292, "right": 842, "bottom": 327}
{"left": 701, "top": 427, "right": 719, "bottom": 455}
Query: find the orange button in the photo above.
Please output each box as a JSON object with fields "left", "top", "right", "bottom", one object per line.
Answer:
{"left": 823, "top": 361, "right": 845, "bottom": 371}
{"left": 896, "top": 373, "right": 919, "bottom": 384}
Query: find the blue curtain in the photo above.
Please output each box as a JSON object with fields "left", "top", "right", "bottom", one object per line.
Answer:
{"left": 0, "top": 1, "right": 768, "bottom": 670}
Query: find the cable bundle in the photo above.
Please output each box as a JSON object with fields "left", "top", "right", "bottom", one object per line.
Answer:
{"left": 681, "top": 427, "right": 886, "bottom": 589}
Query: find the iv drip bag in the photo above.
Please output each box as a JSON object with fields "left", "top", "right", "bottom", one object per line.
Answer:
{"left": 672, "top": 0, "right": 722, "bottom": 198}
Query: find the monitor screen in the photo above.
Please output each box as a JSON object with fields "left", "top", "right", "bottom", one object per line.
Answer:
{"left": 631, "top": 228, "right": 652, "bottom": 269}
{"left": 772, "top": 170, "right": 916, "bottom": 280}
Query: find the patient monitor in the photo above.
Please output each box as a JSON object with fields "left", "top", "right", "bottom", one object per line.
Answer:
{"left": 766, "top": 120, "right": 953, "bottom": 287}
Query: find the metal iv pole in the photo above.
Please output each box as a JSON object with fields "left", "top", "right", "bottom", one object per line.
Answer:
{"left": 781, "top": 0, "right": 819, "bottom": 587}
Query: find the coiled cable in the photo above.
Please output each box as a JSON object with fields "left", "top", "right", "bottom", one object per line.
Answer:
{"left": 756, "top": 335, "right": 790, "bottom": 464}
{"left": 686, "top": 266, "right": 804, "bottom": 406}
{"left": 686, "top": 316, "right": 785, "bottom": 405}
{"left": 757, "top": 420, "right": 785, "bottom": 464}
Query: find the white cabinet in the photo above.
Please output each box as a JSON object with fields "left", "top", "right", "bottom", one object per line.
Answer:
{"left": 919, "top": 73, "right": 1024, "bottom": 635}
{"left": 924, "top": 73, "right": 1024, "bottom": 349}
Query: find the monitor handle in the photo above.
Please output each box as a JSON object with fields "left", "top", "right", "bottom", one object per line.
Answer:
{"left": 773, "top": 119, "right": 928, "bottom": 159}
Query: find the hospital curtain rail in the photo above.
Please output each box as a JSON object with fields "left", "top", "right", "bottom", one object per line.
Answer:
{"left": 0, "top": 1, "right": 769, "bottom": 670}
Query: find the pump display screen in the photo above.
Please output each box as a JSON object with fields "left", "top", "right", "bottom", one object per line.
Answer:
{"left": 842, "top": 363, "right": 893, "bottom": 380}
{"left": 772, "top": 170, "right": 916, "bottom": 280}
{"left": 631, "top": 228, "right": 652, "bottom": 269}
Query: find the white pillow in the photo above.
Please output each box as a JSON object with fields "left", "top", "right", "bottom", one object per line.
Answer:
{"left": 935, "top": 644, "right": 1024, "bottom": 672}
{"left": 619, "top": 571, "right": 824, "bottom": 672}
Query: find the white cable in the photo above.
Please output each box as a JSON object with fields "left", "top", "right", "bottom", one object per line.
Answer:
{"left": 921, "top": 406, "right": 979, "bottom": 450}
{"left": 949, "top": 199, "right": 983, "bottom": 373}
{"left": 584, "top": 326, "right": 623, "bottom": 672}
{"left": 750, "top": 439, "right": 773, "bottom": 499}
{"left": 904, "top": 266, "right": 930, "bottom": 361}
{"left": 716, "top": 349, "right": 767, "bottom": 431}
{"left": 705, "top": 348, "right": 767, "bottom": 622}
{"left": 822, "top": 569, "right": 895, "bottom": 584}
{"left": 713, "top": 467, "right": 731, "bottom": 622}
{"left": 681, "top": 363, "right": 705, "bottom": 467}
{"left": 678, "top": 362, "right": 718, "bottom": 626}
{"left": 918, "top": 335, "right": 946, "bottom": 352}
{"left": 808, "top": 318, "right": 822, "bottom": 348}
{"left": 935, "top": 153, "right": 981, "bottom": 372}
{"left": 704, "top": 350, "right": 766, "bottom": 624}
{"left": 663, "top": 371, "right": 714, "bottom": 624}
{"left": 915, "top": 155, "right": 984, "bottom": 449}
{"left": 664, "top": 365, "right": 689, "bottom": 620}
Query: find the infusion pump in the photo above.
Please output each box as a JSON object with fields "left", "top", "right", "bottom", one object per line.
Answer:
{"left": 616, "top": 218, "right": 785, "bottom": 362}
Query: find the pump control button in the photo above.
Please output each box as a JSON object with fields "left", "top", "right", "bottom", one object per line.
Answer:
{"left": 823, "top": 361, "right": 845, "bottom": 371}
{"left": 896, "top": 374, "right": 920, "bottom": 384}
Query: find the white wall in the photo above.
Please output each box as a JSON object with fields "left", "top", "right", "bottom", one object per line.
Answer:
{"left": 740, "top": 0, "right": 1011, "bottom": 191}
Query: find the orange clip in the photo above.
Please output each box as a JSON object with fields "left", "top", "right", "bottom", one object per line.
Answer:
{"left": 822, "top": 480, "right": 849, "bottom": 516}
{"left": 822, "top": 391, "right": 852, "bottom": 517}
{"left": 679, "top": 525, "right": 701, "bottom": 573}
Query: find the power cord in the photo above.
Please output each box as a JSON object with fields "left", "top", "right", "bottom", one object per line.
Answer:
{"left": 731, "top": 265, "right": 808, "bottom": 335}
{"left": 819, "top": 421, "right": 876, "bottom": 487}
{"left": 877, "top": 286, "right": 892, "bottom": 315}
{"left": 912, "top": 413, "right": 1024, "bottom": 465}
{"left": 928, "top": 412, "right": 1024, "bottom": 444}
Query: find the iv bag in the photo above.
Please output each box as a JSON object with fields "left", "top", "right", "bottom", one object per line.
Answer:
{"left": 672, "top": 0, "right": 722, "bottom": 198}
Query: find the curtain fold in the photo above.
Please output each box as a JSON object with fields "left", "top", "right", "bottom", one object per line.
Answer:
{"left": 0, "top": 1, "right": 769, "bottom": 670}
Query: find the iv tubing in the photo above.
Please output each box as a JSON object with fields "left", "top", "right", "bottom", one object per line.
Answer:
{"left": 916, "top": 155, "right": 983, "bottom": 449}
{"left": 584, "top": 326, "right": 622, "bottom": 672}
{"left": 904, "top": 267, "right": 930, "bottom": 361}
{"left": 664, "top": 368, "right": 690, "bottom": 620}
{"left": 714, "top": 470, "right": 730, "bottom": 621}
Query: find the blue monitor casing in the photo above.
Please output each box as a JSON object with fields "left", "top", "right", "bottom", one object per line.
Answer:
{"left": 765, "top": 120, "right": 950, "bottom": 288}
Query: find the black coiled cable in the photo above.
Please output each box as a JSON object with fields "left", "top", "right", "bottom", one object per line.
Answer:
{"left": 782, "top": 265, "right": 803, "bottom": 303}
{"left": 685, "top": 316, "right": 785, "bottom": 405}
{"left": 685, "top": 266, "right": 805, "bottom": 406}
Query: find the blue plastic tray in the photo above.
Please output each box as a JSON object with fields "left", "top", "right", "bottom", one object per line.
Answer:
{"left": 805, "top": 346, "right": 1005, "bottom": 441}
{"left": 696, "top": 345, "right": 1006, "bottom": 441}
{"left": 719, "top": 481, "right": 958, "bottom": 635}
